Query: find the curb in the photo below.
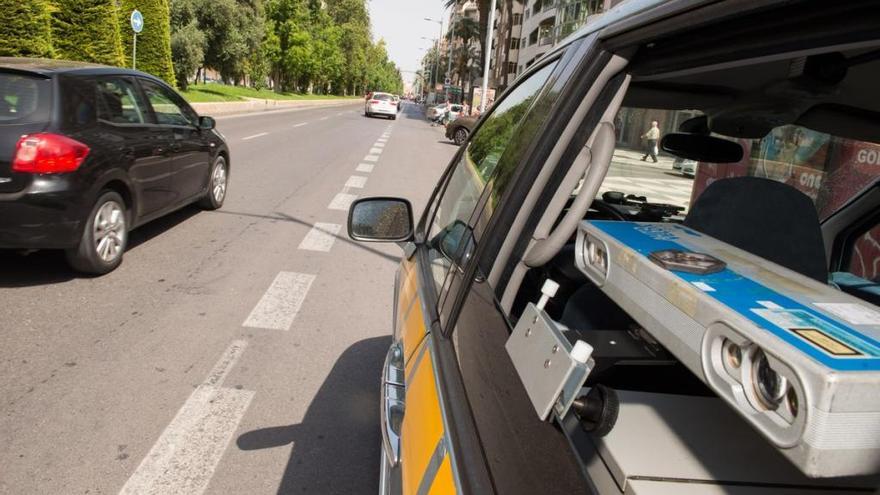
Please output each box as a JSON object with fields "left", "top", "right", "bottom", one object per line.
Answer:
{"left": 190, "top": 98, "right": 360, "bottom": 117}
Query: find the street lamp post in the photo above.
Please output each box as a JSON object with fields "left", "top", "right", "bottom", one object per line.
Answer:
{"left": 424, "top": 9, "right": 446, "bottom": 101}
{"left": 420, "top": 38, "right": 439, "bottom": 94}
{"left": 480, "top": 0, "right": 498, "bottom": 113}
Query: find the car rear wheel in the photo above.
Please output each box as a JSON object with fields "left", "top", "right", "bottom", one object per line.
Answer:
{"left": 199, "top": 155, "right": 228, "bottom": 210}
{"left": 454, "top": 127, "right": 469, "bottom": 145}
{"left": 65, "top": 191, "right": 128, "bottom": 275}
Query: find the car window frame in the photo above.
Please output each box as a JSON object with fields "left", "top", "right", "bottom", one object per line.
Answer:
{"left": 136, "top": 77, "right": 198, "bottom": 129}
{"left": 94, "top": 75, "right": 152, "bottom": 128}
{"left": 419, "top": 56, "right": 565, "bottom": 311}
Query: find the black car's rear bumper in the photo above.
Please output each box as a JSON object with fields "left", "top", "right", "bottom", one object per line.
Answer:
{"left": 0, "top": 176, "right": 86, "bottom": 249}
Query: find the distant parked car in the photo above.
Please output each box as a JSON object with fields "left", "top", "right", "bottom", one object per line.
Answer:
{"left": 673, "top": 157, "right": 698, "bottom": 177}
{"left": 0, "top": 58, "right": 229, "bottom": 274}
{"left": 445, "top": 115, "right": 477, "bottom": 145}
{"left": 365, "top": 92, "right": 397, "bottom": 119}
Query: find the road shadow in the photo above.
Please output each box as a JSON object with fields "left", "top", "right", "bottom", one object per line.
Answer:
{"left": 237, "top": 336, "right": 391, "bottom": 494}
{"left": 662, "top": 171, "right": 693, "bottom": 180}
{"left": 0, "top": 205, "right": 201, "bottom": 288}
{"left": 212, "top": 209, "right": 400, "bottom": 263}
{"left": 127, "top": 204, "right": 202, "bottom": 250}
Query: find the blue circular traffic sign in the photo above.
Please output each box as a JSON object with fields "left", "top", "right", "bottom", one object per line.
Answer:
{"left": 130, "top": 10, "right": 144, "bottom": 33}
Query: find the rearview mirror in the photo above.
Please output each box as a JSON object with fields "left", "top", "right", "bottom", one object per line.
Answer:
{"left": 348, "top": 197, "right": 414, "bottom": 242}
{"left": 199, "top": 116, "right": 216, "bottom": 130}
{"left": 660, "top": 133, "right": 743, "bottom": 164}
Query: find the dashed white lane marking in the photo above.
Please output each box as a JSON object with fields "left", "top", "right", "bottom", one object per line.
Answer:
{"left": 356, "top": 163, "right": 374, "bottom": 173}
{"left": 242, "top": 272, "right": 316, "bottom": 330}
{"left": 345, "top": 176, "right": 367, "bottom": 189}
{"left": 374, "top": 142, "right": 385, "bottom": 147}
{"left": 328, "top": 192, "right": 358, "bottom": 211}
{"left": 369, "top": 147, "right": 383, "bottom": 155}
{"left": 363, "top": 155, "right": 379, "bottom": 162}
{"left": 298, "top": 222, "right": 341, "bottom": 252}
{"left": 337, "top": 112, "right": 345, "bottom": 116}
{"left": 293, "top": 122, "right": 308, "bottom": 128}
{"left": 119, "top": 341, "right": 253, "bottom": 495}
{"left": 320, "top": 116, "right": 329, "bottom": 121}
{"left": 377, "top": 138, "right": 388, "bottom": 142}
{"left": 242, "top": 132, "right": 269, "bottom": 141}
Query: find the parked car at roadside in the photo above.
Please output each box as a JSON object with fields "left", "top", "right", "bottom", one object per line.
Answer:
{"left": 0, "top": 58, "right": 229, "bottom": 274}
{"left": 445, "top": 115, "right": 477, "bottom": 145}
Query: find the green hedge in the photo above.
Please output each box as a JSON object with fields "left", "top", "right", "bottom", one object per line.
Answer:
{"left": 51, "top": 0, "right": 125, "bottom": 66}
{"left": 0, "top": 0, "right": 55, "bottom": 57}
{"left": 118, "top": 0, "right": 176, "bottom": 86}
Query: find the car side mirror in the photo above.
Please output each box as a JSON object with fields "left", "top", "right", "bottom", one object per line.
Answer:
{"left": 348, "top": 197, "right": 414, "bottom": 242}
{"left": 199, "top": 116, "right": 216, "bottom": 130}
{"left": 431, "top": 220, "right": 475, "bottom": 270}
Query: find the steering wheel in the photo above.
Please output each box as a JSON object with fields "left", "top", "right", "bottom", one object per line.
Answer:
{"left": 589, "top": 199, "right": 628, "bottom": 221}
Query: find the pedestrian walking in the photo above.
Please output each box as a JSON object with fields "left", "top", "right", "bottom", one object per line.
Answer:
{"left": 641, "top": 120, "right": 660, "bottom": 162}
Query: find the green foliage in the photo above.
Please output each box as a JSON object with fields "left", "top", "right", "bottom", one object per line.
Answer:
{"left": 170, "top": 21, "right": 205, "bottom": 89}
{"left": 119, "top": 0, "right": 176, "bottom": 85}
{"left": 51, "top": 0, "right": 125, "bottom": 66}
{"left": 0, "top": 0, "right": 54, "bottom": 57}
{"left": 180, "top": 82, "right": 359, "bottom": 101}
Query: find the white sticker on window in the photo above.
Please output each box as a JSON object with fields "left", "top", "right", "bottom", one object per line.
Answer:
{"left": 814, "top": 303, "right": 880, "bottom": 326}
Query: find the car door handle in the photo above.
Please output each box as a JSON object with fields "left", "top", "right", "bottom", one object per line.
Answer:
{"left": 381, "top": 341, "right": 405, "bottom": 467}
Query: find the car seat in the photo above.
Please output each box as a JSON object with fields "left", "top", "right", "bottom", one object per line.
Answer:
{"left": 683, "top": 176, "right": 828, "bottom": 283}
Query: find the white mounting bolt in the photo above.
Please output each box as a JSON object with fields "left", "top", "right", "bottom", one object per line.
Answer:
{"left": 571, "top": 340, "right": 593, "bottom": 364}
{"left": 536, "top": 279, "right": 560, "bottom": 312}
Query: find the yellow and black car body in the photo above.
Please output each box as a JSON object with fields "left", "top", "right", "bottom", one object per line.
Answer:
{"left": 350, "top": 1, "right": 880, "bottom": 493}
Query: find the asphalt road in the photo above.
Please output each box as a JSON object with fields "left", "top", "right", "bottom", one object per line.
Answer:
{"left": 0, "top": 102, "right": 455, "bottom": 494}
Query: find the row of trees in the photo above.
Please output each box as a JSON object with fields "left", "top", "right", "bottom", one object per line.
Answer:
{"left": 0, "top": 0, "right": 402, "bottom": 95}
{"left": 169, "top": 0, "right": 403, "bottom": 94}
{"left": 0, "top": 0, "right": 176, "bottom": 84}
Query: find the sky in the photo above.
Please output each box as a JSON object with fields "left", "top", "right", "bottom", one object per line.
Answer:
{"left": 367, "top": 0, "right": 450, "bottom": 87}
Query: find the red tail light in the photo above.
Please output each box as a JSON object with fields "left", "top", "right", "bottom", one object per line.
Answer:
{"left": 370, "top": 100, "right": 379, "bottom": 104}
{"left": 11, "top": 133, "right": 90, "bottom": 173}
{"left": 390, "top": 101, "right": 397, "bottom": 106}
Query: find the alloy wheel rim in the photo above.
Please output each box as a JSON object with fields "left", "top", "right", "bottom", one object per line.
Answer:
{"left": 212, "top": 161, "right": 227, "bottom": 202}
{"left": 456, "top": 129, "right": 467, "bottom": 143}
{"left": 93, "top": 201, "right": 125, "bottom": 262}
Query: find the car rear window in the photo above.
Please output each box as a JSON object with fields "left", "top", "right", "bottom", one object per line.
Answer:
{"left": 0, "top": 72, "right": 52, "bottom": 125}
{"left": 373, "top": 94, "right": 391, "bottom": 101}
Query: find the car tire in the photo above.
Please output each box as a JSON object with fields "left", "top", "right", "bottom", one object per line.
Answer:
{"left": 65, "top": 191, "right": 128, "bottom": 275}
{"left": 454, "top": 127, "right": 469, "bottom": 145}
{"left": 199, "top": 155, "right": 228, "bottom": 210}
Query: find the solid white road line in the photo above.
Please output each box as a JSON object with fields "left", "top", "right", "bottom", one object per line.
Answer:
{"left": 369, "top": 147, "right": 383, "bottom": 155}
{"left": 119, "top": 341, "right": 253, "bottom": 495}
{"left": 242, "top": 132, "right": 269, "bottom": 141}
{"left": 293, "top": 122, "right": 308, "bottom": 128}
{"left": 242, "top": 272, "right": 316, "bottom": 331}
{"left": 356, "top": 163, "right": 374, "bottom": 173}
{"left": 345, "top": 176, "right": 367, "bottom": 189}
{"left": 328, "top": 192, "right": 358, "bottom": 211}
{"left": 298, "top": 222, "right": 341, "bottom": 252}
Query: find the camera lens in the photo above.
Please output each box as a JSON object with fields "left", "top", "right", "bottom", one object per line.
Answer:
{"left": 752, "top": 349, "right": 787, "bottom": 410}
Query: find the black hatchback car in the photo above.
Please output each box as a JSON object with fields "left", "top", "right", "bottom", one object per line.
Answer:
{"left": 0, "top": 58, "right": 229, "bottom": 274}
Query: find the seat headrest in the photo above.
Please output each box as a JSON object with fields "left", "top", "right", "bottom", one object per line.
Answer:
{"left": 684, "top": 177, "right": 828, "bottom": 282}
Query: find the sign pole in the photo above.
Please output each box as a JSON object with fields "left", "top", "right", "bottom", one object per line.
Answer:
{"left": 132, "top": 33, "right": 137, "bottom": 70}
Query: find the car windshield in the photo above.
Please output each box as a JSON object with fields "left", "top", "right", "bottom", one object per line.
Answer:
{"left": 0, "top": 72, "right": 51, "bottom": 124}
{"left": 596, "top": 107, "right": 880, "bottom": 220}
